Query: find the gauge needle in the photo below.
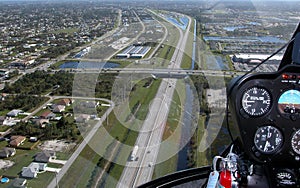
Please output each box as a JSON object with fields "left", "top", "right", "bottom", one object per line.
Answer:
{"left": 264, "top": 141, "right": 270, "bottom": 152}
{"left": 267, "top": 127, "right": 271, "bottom": 138}
{"left": 244, "top": 100, "right": 255, "bottom": 103}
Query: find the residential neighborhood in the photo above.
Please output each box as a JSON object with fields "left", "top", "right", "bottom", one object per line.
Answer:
{"left": 0, "top": 1, "right": 119, "bottom": 69}
{"left": 0, "top": 94, "right": 105, "bottom": 187}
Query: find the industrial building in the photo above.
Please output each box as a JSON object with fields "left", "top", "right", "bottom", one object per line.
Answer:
{"left": 116, "top": 45, "right": 151, "bottom": 59}
{"left": 231, "top": 53, "right": 283, "bottom": 64}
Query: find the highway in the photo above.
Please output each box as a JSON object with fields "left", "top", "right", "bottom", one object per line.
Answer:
{"left": 71, "top": 67, "right": 243, "bottom": 77}
{"left": 117, "top": 11, "right": 192, "bottom": 188}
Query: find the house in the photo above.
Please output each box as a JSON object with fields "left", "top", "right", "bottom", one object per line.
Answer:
{"left": 3, "top": 118, "right": 18, "bottom": 126}
{"left": 34, "top": 150, "right": 56, "bottom": 163}
{"left": 32, "top": 118, "right": 49, "bottom": 128}
{"left": 9, "top": 136, "right": 26, "bottom": 147}
{"left": 77, "top": 101, "right": 99, "bottom": 108}
{"left": 0, "top": 116, "right": 5, "bottom": 125}
{"left": 84, "top": 101, "right": 99, "bottom": 108}
{"left": 0, "top": 70, "right": 9, "bottom": 77}
{"left": 52, "top": 105, "right": 65, "bottom": 113}
{"left": 75, "top": 114, "right": 90, "bottom": 123}
{"left": 40, "top": 110, "right": 56, "bottom": 119}
{"left": 21, "top": 167, "right": 37, "bottom": 178}
{"left": 57, "top": 98, "right": 72, "bottom": 106}
{"left": 0, "top": 147, "right": 16, "bottom": 158}
{"left": 21, "top": 162, "right": 47, "bottom": 178}
{"left": 6, "top": 109, "right": 23, "bottom": 117}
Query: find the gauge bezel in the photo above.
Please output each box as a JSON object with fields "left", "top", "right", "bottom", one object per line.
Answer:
{"left": 291, "top": 129, "right": 300, "bottom": 155}
{"left": 277, "top": 89, "right": 300, "bottom": 119}
{"left": 241, "top": 86, "right": 272, "bottom": 117}
{"left": 253, "top": 125, "right": 283, "bottom": 154}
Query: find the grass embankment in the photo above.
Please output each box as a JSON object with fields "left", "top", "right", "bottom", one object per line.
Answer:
{"left": 196, "top": 115, "right": 209, "bottom": 166}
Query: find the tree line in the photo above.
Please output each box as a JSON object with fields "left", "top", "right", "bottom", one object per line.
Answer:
{"left": 0, "top": 95, "right": 47, "bottom": 113}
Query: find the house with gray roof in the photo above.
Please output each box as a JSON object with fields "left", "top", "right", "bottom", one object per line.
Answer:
{"left": 7, "top": 109, "right": 23, "bottom": 117}
{"left": 21, "top": 162, "right": 47, "bottom": 178}
{"left": 0, "top": 147, "right": 16, "bottom": 158}
{"left": 34, "top": 150, "right": 56, "bottom": 163}
{"left": 52, "top": 105, "right": 65, "bottom": 113}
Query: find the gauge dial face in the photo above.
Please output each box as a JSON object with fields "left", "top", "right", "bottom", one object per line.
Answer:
{"left": 278, "top": 90, "right": 300, "bottom": 114}
{"left": 242, "top": 87, "right": 271, "bottom": 116}
{"left": 291, "top": 129, "right": 300, "bottom": 155}
{"left": 276, "top": 169, "right": 297, "bottom": 186}
{"left": 254, "top": 126, "right": 283, "bottom": 154}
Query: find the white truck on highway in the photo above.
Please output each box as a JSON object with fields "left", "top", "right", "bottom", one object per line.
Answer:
{"left": 130, "top": 145, "right": 138, "bottom": 161}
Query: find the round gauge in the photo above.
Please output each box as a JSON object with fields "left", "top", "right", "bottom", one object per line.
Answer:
{"left": 241, "top": 87, "right": 271, "bottom": 116}
{"left": 254, "top": 126, "right": 283, "bottom": 154}
{"left": 276, "top": 169, "right": 297, "bottom": 187}
{"left": 278, "top": 90, "right": 300, "bottom": 114}
{"left": 276, "top": 169, "right": 297, "bottom": 186}
{"left": 291, "top": 129, "right": 300, "bottom": 155}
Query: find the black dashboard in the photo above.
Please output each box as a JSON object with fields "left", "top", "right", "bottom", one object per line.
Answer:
{"left": 228, "top": 64, "right": 300, "bottom": 187}
{"left": 228, "top": 64, "right": 300, "bottom": 165}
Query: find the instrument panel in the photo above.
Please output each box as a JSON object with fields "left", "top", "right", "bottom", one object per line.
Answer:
{"left": 228, "top": 64, "right": 300, "bottom": 165}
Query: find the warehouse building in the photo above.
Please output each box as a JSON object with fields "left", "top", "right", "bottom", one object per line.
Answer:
{"left": 116, "top": 45, "right": 151, "bottom": 59}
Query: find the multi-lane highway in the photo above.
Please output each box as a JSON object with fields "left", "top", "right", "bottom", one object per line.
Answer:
{"left": 72, "top": 67, "right": 243, "bottom": 77}
{"left": 117, "top": 12, "right": 192, "bottom": 188}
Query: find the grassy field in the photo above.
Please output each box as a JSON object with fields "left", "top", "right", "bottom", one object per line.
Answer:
{"left": 181, "top": 53, "right": 193, "bottom": 70}
{"left": 27, "top": 172, "right": 56, "bottom": 188}
{"left": 129, "top": 79, "right": 162, "bottom": 121}
{"left": 225, "top": 55, "right": 234, "bottom": 71}
{"left": 59, "top": 145, "right": 101, "bottom": 187}
{"left": 198, "top": 36, "right": 210, "bottom": 70}
{"left": 196, "top": 115, "right": 209, "bottom": 166}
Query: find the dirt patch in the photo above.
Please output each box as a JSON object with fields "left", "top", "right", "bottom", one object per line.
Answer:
{"left": 38, "top": 140, "right": 76, "bottom": 152}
